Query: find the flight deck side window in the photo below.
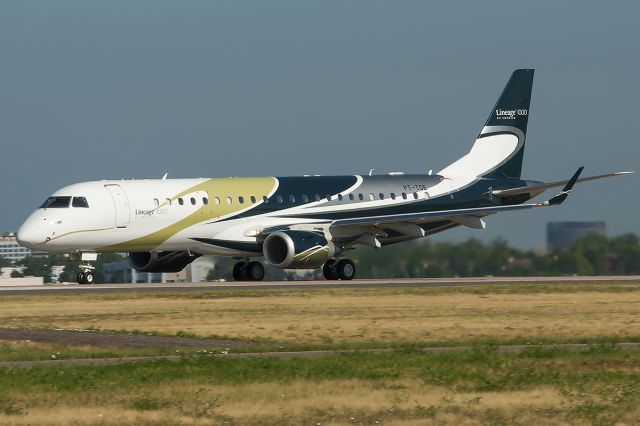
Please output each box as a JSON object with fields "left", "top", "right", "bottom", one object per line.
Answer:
{"left": 178, "top": 198, "right": 184, "bottom": 206}
{"left": 40, "top": 196, "right": 71, "bottom": 208}
{"left": 72, "top": 197, "right": 89, "bottom": 208}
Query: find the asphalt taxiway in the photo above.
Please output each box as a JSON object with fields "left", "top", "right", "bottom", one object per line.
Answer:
{"left": 0, "top": 275, "right": 638, "bottom": 296}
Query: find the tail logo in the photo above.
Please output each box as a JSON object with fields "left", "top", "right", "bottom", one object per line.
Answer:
{"left": 495, "top": 109, "right": 527, "bottom": 120}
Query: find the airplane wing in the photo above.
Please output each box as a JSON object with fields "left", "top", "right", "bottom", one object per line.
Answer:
{"left": 490, "top": 171, "right": 632, "bottom": 198}
{"left": 331, "top": 167, "right": 585, "bottom": 229}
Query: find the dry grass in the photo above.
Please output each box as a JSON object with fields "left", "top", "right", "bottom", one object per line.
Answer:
{"left": 0, "top": 379, "right": 601, "bottom": 425}
{"left": 0, "top": 285, "right": 639, "bottom": 344}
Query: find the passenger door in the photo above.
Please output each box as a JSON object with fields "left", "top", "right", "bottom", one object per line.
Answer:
{"left": 105, "top": 184, "right": 131, "bottom": 228}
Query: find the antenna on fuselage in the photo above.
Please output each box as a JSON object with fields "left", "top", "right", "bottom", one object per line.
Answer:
{"left": 368, "top": 169, "right": 374, "bottom": 176}
{"left": 162, "top": 173, "right": 169, "bottom": 180}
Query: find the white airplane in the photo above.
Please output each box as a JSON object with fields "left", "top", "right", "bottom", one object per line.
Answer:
{"left": 17, "top": 69, "right": 630, "bottom": 283}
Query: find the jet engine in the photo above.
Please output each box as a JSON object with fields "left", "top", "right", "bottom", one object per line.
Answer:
{"left": 263, "top": 230, "right": 336, "bottom": 269}
{"left": 128, "top": 251, "right": 201, "bottom": 273}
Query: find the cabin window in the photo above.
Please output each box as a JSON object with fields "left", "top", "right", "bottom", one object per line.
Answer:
{"left": 178, "top": 198, "right": 184, "bottom": 206}
{"left": 326, "top": 194, "right": 332, "bottom": 201}
{"left": 369, "top": 193, "right": 375, "bottom": 201}
{"left": 72, "top": 197, "right": 89, "bottom": 208}
{"left": 358, "top": 193, "right": 364, "bottom": 201}
{"left": 152, "top": 198, "right": 160, "bottom": 207}
{"left": 289, "top": 194, "right": 296, "bottom": 203}
{"left": 379, "top": 193, "right": 385, "bottom": 200}
{"left": 337, "top": 194, "right": 343, "bottom": 201}
{"left": 203, "top": 197, "right": 208, "bottom": 205}
{"left": 390, "top": 193, "right": 396, "bottom": 200}
{"left": 302, "top": 194, "right": 309, "bottom": 203}
{"left": 348, "top": 194, "right": 354, "bottom": 201}
{"left": 413, "top": 192, "right": 418, "bottom": 200}
{"left": 213, "top": 197, "right": 220, "bottom": 204}
{"left": 402, "top": 192, "right": 408, "bottom": 200}
{"left": 251, "top": 196, "right": 257, "bottom": 204}
{"left": 39, "top": 196, "right": 71, "bottom": 208}
{"left": 239, "top": 196, "right": 245, "bottom": 204}
{"left": 226, "top": 196, "right": 232, "bottom": 204}
{"left": 276, "top": 195, "right": 283, "bottom": 204}
{"left": 190, "top": 197, "right": 196, "bottom": 205}
{"left": 263, "top": 196, "right": 269, "bottom": 203}
{"left": 315, "top": 194, "right": 321, "bottom": 202}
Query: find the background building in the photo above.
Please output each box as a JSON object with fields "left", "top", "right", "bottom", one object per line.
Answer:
{"left": 547, "top": 221, "right": 606, "bottom": 251}
{"left": 0, "top": 232, "right": 47, "bottom": 262}
{"left": 103, "top": 256, "right": 217, "bottom": 283}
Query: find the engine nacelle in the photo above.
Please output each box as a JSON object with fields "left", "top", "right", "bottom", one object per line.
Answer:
{"left": 263, "top": 230, "right": 335, "bottom": 269}
{"left": 128, "top": 251, "right": 201, "bottom": 273}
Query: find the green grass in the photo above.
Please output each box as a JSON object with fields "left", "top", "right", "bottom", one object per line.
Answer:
{"left": 1, "top": 347, "right": 640, "bottom": 424}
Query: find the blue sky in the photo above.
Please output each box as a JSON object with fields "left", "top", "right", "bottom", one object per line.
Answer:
{"left": 1, "top": 1, "right": 637, "bottom": 248}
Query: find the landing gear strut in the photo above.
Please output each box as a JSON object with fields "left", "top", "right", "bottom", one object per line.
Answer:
{"left": 322, "top": 258, "right": 356, "bottom": 280}
{"left": 77, "top": 264, "right": 95, "bottom": 284}
{"left": 232, "top": 261, "right": 265, "bottom": 281}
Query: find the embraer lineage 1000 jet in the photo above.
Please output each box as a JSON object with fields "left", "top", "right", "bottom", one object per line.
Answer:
{"left": 17, "top": 69, "right": 631, "bottom": 283}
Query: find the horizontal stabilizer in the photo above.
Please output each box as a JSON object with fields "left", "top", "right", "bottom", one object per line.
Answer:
{"left": 491, "top": 171, "right": 633, "bottom": 198}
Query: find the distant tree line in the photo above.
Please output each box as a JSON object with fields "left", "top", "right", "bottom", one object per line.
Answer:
{"left": 2, "top": 233, "right": 639, "bottom": 282}
{"left": 350, "top": 233, "right": 640, "bottom": 278}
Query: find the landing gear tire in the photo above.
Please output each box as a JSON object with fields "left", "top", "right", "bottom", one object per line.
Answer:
{"left": 322, "top": 259, "right": 338, "bottom": 280}
{"left": 336, "top": 259, "right": 356, "bottom": 280}
{"left": 246, "top": 261, "right": 265, "bottom": 281}
{"left": 232, "top": 261, "right": 248, "bottom": 281}
{"left": 77, "top": 271, "right": 95, "bottom": 284}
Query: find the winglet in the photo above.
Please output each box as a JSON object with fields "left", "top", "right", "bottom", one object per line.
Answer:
{"left": 544, "top": 167, "right": 584, "bottom": 206}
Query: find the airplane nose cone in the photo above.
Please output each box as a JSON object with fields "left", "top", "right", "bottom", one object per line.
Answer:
{"left": 17, "top": 221, "right": 43, "bottom": 250}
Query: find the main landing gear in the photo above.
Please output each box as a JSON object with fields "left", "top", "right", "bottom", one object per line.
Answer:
{"left": 322, "top": 258, "right": 356, "bottom": 281}
{"left": 76, "top": 264, "right": 96, "bottom": 284}
{"left": 232, "top": 261, "right": 265, "bottom": 281}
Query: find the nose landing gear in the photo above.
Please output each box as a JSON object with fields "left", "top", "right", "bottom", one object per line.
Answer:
{"left": 77, "top": 264, "right": 95, "bottom": 284}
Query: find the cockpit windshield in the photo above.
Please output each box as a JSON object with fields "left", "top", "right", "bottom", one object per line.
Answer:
{"left": 72, "top": 197, "right": 89, "bottom": 208}
{"left": 39, "top": 196, "right": 71, "bottom": 209}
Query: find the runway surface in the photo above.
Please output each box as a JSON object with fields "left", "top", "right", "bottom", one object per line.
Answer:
{"left": 1, "top": 275, "right": 639, "bottom": 295}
